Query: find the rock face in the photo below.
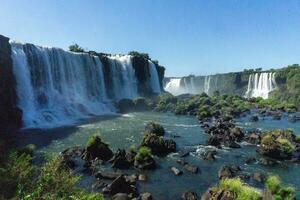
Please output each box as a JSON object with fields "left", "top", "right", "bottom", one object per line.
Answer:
{"left": 0, "top": 35, "right": 22, "bottom": 132}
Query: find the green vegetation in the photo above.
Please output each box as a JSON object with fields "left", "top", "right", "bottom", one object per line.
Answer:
{"left": 69, "top": 43, "right": 84, "bottom": 53}
{"left": 128, "top": 51, "right": 150, "bottom": 60}
{"left": 213, "top": 178, "right": 261, "bottom": 200}
{"left": 135, "top": 146, "right": 152, "bottom": 162}
{"left": 265, "top": 176, "right": 296, "bottom": 200}
{"left": 0, "top": 150, "right": 103, "bottom": 200}
{"left": 144, "top": 121, "right": 165, "bottom": 136}
{"left": 86, "top": 134, "right": 103, "bottom": 148}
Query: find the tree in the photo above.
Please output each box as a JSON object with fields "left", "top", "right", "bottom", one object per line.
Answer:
{"left": 69, "top": 44, "right": 84, "bottom": 53}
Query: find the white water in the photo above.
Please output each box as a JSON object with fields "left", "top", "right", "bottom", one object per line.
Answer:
{"left": 11, "top": 42, "right": 161, "bottom": 128}
{"left": 245, "top": 72, "right": 277, "bottom": 99}
{"left": 165, "top": 76, "right": 212, "bottom": 95}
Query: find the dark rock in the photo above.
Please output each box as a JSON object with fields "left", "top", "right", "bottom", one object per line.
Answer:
{"left": 86, "top": 136, "right": 113, "bottom": 161}
{"left": 110, "top": 149, "right": 131, "bottom": 169}
{"left": 181, "top": 191, "right": 198, "bottom": 200}
{"left": 245, "top": 157, "right": 256, "bottom": 164}
{"left": 289, "top": 114, "right": 300, "bottom": 123}
{"left": 118, "top": 99, "right": 135, "bottom": 113}
{"left": 134, "top": 156, "right": 156, "bottom": 170}
{"left": 112, "top": 193, "right": 129, "bottom": 200}
{"left": 138, "top": 174, "right": 147, "bottom": 181}
{"left": 238, "top": 173, "right": 251, "bottom": 180}
{"left": 171, "top": 167, "right": 182, "bottom": 175}
{"left": 206, "top": 135, "right": 221, "bottom": 147}
{"left": 106, "top": 175, "right": 137, "bottom": 196}
{"left": 244, "top": 133, "right": 261, "bottom": 145}
{"left": 201, "top": 149, "right": 216, "bottom": 161}
{"left": 125, "top": 174, "right": 137, "bottom": 184}
{"left": 178, "top": 149, "right": 191, "bottom": 157}
{"left": 226, "top": 141, "right": 241, "bottom": 148}
{"left": 201, "top": 188, "right": 234, "bottom": 200}
{"left": 252, "top": 172, "right": 266, "bottom": 183}
{"left": 142, "top": 133, "right": 176, "bottom": 156}
{"left": 144, "top": 122, "right": 165, "bottom": 136}
{"left": 250, "top": 115, "right": 259, "bottom": 122}
{"left": 95, "top": 171, "right": 122, "bottom": 180}
{"left": 140, "top": 192, "right": 152, "bottom": 200}
{"left": 134, "top": 98, "right": 152, "bottom": 111}
{"left": 230, "top": 127, "right": 244, "bottom": 141}
{"left": 218, "top": 165, "right": 240, "bottom": 179}
{"left": 184, "top": 164, "right": 198, "bottom": 174}
{"left": 272, "top": 112, "right": 282, "bottom": 120}
{"left": 258, "top": 158, "right": 277, "bottom": 166}
{"left": 177, "top": 159, "right": 188, "bottom": 165}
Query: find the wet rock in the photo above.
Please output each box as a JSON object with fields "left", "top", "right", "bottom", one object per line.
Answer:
{"left": 86, "top": 136, "right": 113, "bottom": 161}
{"left": 178, "top": 149, "right": 191, "bottom": 157}
{"left": 258, "top": 157, "right": 277, "bottom": 166}
{"left": 252, "top": 172, "right": 266, "bottom": 183}
{"left": 218, "top": 165, "right": 240, "bottom": 179}
{"left": 238, "top": 173, "right": 251, "bottom": 180}
{"left": 110, "top": 149, "right": 131, "bottom": 169}
{"left": 141, "top": 133, "right": 176, "bottom": 156}
{"left": 245, "top": 157, "right": 256, "bottom": 164}
{"left": 144, "top": 122, "right": 165, "bottom": 136}
{"left": 201, "top": 149, "right": 216, "bottom": 161}
{"left": 134, "top": 156, "right": 156, "bottom": 170}
{"left": 181, "top": 191, "right": 198, "bottom": 200}
{"left": 95, "top": 171, "right": 122, "bottom": 180}
{"left": 206, "top": 135, "right": 221, "bottom": 147}
{"left": 230, "top": 127, "right": 244, "bottom": 142}
{"left": 225, "top": 141, "right": 241, "bottom": 148}
{"left": 105, "top": 175, "right": 137, "bottom": 196}
{"left": 201, "top": 188, "right": 234, "bottom": 200}
{"left": 177, "top": 159, "right": 188, "bottom": 165}
{"left": 244, "top": 133, "right": 261, "bottom": 145}
{"left": 184, "top": 164, "right": 198, "bottom": 174}
{"left": 112, "top": 193, "right": 129, "bottom": 200}
{"left": 138, "top": 174, "right": 147, "bottom": 181}
{"left": 250, "top": 115, "right": 259, "bottom": 122}
{"left": 171, "top": 167, "right": 182, "bottom": 176}
{"left": 140, "top": 192, "right": 152, "bottom": 200}
{"left": 272, "top": 112, "right": 282, "bottom": 120}
{"left": 118, "top": 99, "right": 135, "bottom": 113}
{"left": 125, "top": 174, "right": 138, "bottom": 184}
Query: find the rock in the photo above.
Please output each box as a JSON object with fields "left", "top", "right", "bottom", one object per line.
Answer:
{"left": 86, "top": 136, "right": 113, "bottom": 161}
{"left": 245, "top": 157, "right": 256, "bottom": 164}
{"left": 134, "top": 156, "right": 156, "bottom": 170}
{"left": 226, "top": 141, "right": 241, "bottom": 148}
{"left": 250, "top": 115, "right": 259, "bottom": 122}
{"left": 138, "top": 174, "right": 147, "bottom": 181}
{"left": 181, "top": 191, "right": 198, "bottom": 200}
{"left": 201, "top": 150, "right": 216, "bottom": 161}
{"left": 134, "top": 98, "right": 152, "bottom": 111}
{"left": 184, "top": 164, "right": 198, "bottom": 174}
{"left": 112, "top": 193, "right": 129, "bottom": 200}
{"left": 142, "top": 133, "right": 176, "bottom": 156}
{"left": 171, "top": 167, "right": 182, "bottom": 175}
{"left": 118, "top": 99, "right": 135, "bottom": 113}
{"left": 178, "top": 149, "right": 191, "bottom": 157}
{"left": 95, "top": 171, "right": 122, "bottom": 180}
{"left": 218, "top": 165, "right": 240, "bottom": 179}
{"left": 230, "top": 127, "right": 244, "bottom": 141}
{"left": 125, "top": 149, "right": 137, "bottom": 164}
{"left": 177, "top": 159, "right": 188, "bottom": 165}
{"left": 110, "top": 149, "right": 131, "bottom": 169}
{"left": 125, "top": 174, "right": 138, "bottom": 184}
{"left": 206, "top": 135, "right": 221, "bottom": 147}
{"left": 238, "top": 173, "right": 250, "bottom": 180}
{"left": 252, "top": 172, "right": 266, "bottom": 183}
{"left": 92, "top": 181, "right": 108, "bottom": 191}
{"left": 145, "top": 122, "right": 165, "bottom": 136}
{"left": 272, "top": 112, "right": 282, "bottom": 120}
{"left": 106, "top": 175, "right": 137, "bottom": 196}
{"left": 289, "top": 114, "right": 300, "bottom": 123}
{"left": 244, "top": 133, "right": 261, "bottom": 145}
{"left": 258, "top": 158, "right": 277, "bottom": 166}
{"left": 140, "top": 192, "right": 152, "bottom": 200}
{"left": 201, "top": 188, "right": 234, "bottom": 200}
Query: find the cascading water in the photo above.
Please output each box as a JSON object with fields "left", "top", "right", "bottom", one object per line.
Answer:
{"left": 11, "top": 42, "right": 161, "bottom": 128}
{"left": 245, "top": 72, "right": 277, "bottom": 99}
{"left": 164, "top": 78, "right": 182, "bottom": 95}
{"left": 204, "top": 76, "right": 211, "bottom": 95}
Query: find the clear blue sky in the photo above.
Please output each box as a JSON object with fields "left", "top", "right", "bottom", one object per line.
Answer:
{"left": 1, "top": 0, "right": 300, "bottom": 76}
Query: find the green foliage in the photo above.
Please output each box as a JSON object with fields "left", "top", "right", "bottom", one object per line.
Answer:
{"left": 215, "top": 178, "right": 261, "bottom": 200}
{"left": 156, "top": 92, "right": 177, "bottom": 112}
{"left": 69, "top": 43, "right": 84, "bottom": 53}
{"left": 0, "top": 152, "right": 34, "bottom": 199}
{"left": 128, "top": 51, "right": 150, "bottom": 60}
{"left": 276, "top": 138, "right": 294, "bottom": 155}
{"left": 86, "top": 134, "right": 103, "bottom": 148}
{"left": 265, "top": 176, "right": 296, "bottom": 200}
{"left": 17, "top": 144, "right": 36, "bottom": 157}
{"left": 145, "top": 121, "right": 165, "bottom": 136}
{"left": 135, "top": 146, "right": 152, "bottom": 162}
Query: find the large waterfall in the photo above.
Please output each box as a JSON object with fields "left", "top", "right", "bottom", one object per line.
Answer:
{"left": 164, "top": 76, "right": 214, "bottom": 96}
{"left": 11, "top": 42, "right": 161, "bottom": 128}
{"left": 245, "top": 72, "right": 277, "bottom": 99}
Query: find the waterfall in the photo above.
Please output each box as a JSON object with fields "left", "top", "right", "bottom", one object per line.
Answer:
{"left": 164, "top": 78, "right": 182, "bottom": 95}
{"left": 245, "top": 72, "right": 277, "bottom": 99}
{"left": 204, "top": 76, "right": 211, "bottom": 95}
{"left": 10, "top": 42, "right": 161, "bottom": 128}
{"left": 148, "top": 60, "right": 161, "bottom": 94}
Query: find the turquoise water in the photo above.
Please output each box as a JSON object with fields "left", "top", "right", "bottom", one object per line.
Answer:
{"left": 17, "top": 112, "right": 300, "bottom": 199}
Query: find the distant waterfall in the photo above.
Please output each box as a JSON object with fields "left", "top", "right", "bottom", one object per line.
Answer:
{"left": 165, "top": 76, "right": 212, "bottom": 96}
{"left": 11, "top": 42, "right": 161, "bottom": 128}
{"left": 245, "top": 72, "right": 277, "bottom": 99}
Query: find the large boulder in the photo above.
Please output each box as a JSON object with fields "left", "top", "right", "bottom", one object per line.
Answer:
{"left": 104, "top": 175, "right": 137, "bottom": 196}
{"left": 110, "top": 149, "right": 132, "bottom": 169}
{"left": 141, "top": 133, "right": 176, "bottom": 156}
{"left": 218, "top": 165, "right": 240, "bottom": 179}
{"left": 86, "top": 135, "right": 113, "bottom": 161}
{"left": 144, "top": 122, "right": 165, "bottom": 136}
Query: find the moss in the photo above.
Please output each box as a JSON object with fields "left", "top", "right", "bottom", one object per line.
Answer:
{"left": 215, "top": 178, "right": 261, "bottom": 200}
{"left": 135, "top": 146, "right": 152, "bottom": 162}
{"left": 276, "top": 138, "right": 294, "bottom": 155}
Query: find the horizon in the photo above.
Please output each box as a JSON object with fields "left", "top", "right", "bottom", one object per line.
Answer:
{"left": 1, "top": 0, "right": 300, "bottom": 76}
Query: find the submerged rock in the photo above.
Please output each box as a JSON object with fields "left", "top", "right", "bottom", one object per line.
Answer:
{"left": 184, "top": 164, "right": 198, "bottom": 174}
{"left": 171, "top": 167, "right": 182, "bottom": 176}
{"left": 181, "top": 191, "right": 198, "bottom": 200}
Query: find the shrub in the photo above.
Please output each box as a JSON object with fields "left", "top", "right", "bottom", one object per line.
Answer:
{"left": 135, "top": 146, "right": 152, "bottom": 162}
{"left": 145, "top": 122, "right": 165, "bottom": 136}
{"left": 216, "top": 178, "right": 261, "bottom": 200}
{"left": 265, "top": 176, "right": 296, "bottom": 200}
{"left": 69, "top": 43, "right": 84, "bottom": 53}
{"left": 276, "top": 138, "right": 294, "bottom": 155}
